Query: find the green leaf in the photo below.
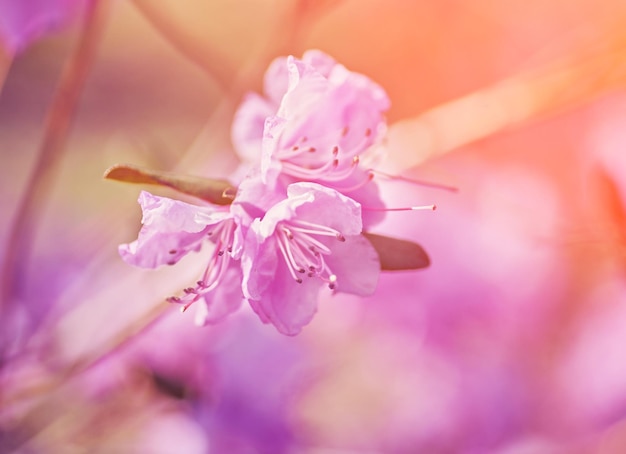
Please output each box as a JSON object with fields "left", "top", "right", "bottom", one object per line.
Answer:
{"left": 104, "top": 164, "right": 235, "bottom": 205}
{"left": 363, "top": 232, "right": 430, "bottom": 271}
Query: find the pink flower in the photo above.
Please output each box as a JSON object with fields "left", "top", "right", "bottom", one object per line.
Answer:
{"left": 241, "top": 182, "right": 380, "bottom": 335}
{"left": 232, "top": 50, "right": 390, "bottom": 226}
{"left": 231, "top": 50, "right": 337, "bottom": 165}
{"left": 260, "top": 54, "right": 389, "bottom": 185}
{"left": 233, "top": 50, "right": 389, "bottom": 182}
{"left": 119, "top": 191, "right": 243, "bottom": 326}
{"left": 116, "top": 51, "right": 425, "bottom": 334}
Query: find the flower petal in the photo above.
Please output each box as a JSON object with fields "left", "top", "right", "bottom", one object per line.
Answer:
{"left": 231, "top": 93, "right": 276, "bottom": 164}
{"left": 324, "top": 234, "right": 381, "bottom": 296}
{"left": 119, "top": 191, "right": 228, "bottom": 269}
{"left": 195, "top": 262, "right": 244, "bottom": 326}
{"left": 247, "top": 257, "right": 321, "bottom": 336}
{"left": 286, "top": 182, "right": 363, "bottom": 236}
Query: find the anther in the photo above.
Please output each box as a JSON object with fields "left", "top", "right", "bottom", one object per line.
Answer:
{"left": 308, "top": 147, "right": 316, "bottom": 153}
{"left": 332, "top": 146, "right": 339, "bottom": 156}
{"left": 365, "top": 128, "right": 372, "bottom": 137}
{"left": 169, "top": 249, "right": 177, "bottom": 254}
{"left": 336, "top": 234, "right": 346, "bottom": 242}
{"left": 328, "top": 275, "right": 337, "bottom": 290}
{"left": 342, "top": 126, "right": 349, "bottom": 137}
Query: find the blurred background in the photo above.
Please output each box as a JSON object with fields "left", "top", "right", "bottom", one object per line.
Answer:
{"left": 2, "top": 0, "right": 626, "bottom": 452}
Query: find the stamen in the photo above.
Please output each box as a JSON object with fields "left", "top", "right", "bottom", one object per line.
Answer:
{"left": 167, "top": 218, "right": 236, "bottom": 314}
{"left": 281, "top": 157, "right": 338, "bottom": 179}
{"left": 277, "top": 219, "right": 341, "bottom": 289}
{"left": 362, "top": 204, "right": 437, "bottom": 212}
{"left": 281, "top": 230, "right": 306, "bottom": 273}
{"left": 292, "top": 233, "right": 332, "bottom": 255}
{"left": 337, "top": 172, "right": 374, "bottom": 193}
{"left": 276, "top": 230, "right": 304, "bottom": 283}
{"left": 289, "top": 219, "right": 345, "bottom": 240}
{"left": 370, "top": 169, "right": 458, "bottom": 192}
{"left": 181, "top": 301, "right": 195, "bottom": 313}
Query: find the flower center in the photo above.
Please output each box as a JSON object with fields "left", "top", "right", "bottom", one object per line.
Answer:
{"left": 274, "top": 126, "right": 374, "bottom": 182}
{"left": 276, "top": 218, "right": 345, "bottom": 289}
{"left": 167, "top": 218, "right": 236, "bottom": 312}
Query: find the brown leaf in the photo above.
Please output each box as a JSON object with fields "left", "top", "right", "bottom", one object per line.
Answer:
{"left": 104, "top": 164, "right": 235, "bottom": 205}
{"left": 363, "top": 232, "right": 430, "bottom": 271}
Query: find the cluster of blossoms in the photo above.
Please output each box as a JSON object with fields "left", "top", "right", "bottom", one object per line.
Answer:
{"left": 119, "top": 50, "right": 422, "bottom": 335}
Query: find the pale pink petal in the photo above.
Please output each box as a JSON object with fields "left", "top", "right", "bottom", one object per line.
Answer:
{"left": 244, "top": 237, "right": 321, "bottom": 336}
{"left": 262, "top": 56, "right": 289, "bottom": 105}
{"left": 231, "top": 93, "right": 276, "bottom": 164}
{"left": 325, "top": 234, "right": 380, "bottom": 296}
{"left": 301, "top": 49, "right": 337, "bottom": 77}
{"left": 286, "top": 182, "right": 363, "bottom": 235}
{"left": 119, "top": 191, "right": 228, "bottom": 269}
{"left": 241, "top": 183, "right": 375, "bottom": 334}
{"left": 194, "top": 262, "right": 244, "bottom": 326}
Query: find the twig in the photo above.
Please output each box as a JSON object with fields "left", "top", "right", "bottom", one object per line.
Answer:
{"left": 384, "top": 37, "right": 626, "bottom": 172}
{"left": 0, "top": 0, "right": 108, "bottom": 336}
{"left": 0, "top": 43, "right": 13, "bottom": 95}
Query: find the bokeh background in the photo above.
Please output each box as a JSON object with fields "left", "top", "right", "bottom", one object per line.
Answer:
{"left": 3, "top": 0, "right": 626, "bottom": 452}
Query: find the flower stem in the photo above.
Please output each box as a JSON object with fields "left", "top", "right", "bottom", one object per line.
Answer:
{"left": 0, "top": 43, "right": 13, "bottom": 96}
{"left": 384, "top": 34, "right": 626, "bottom": 172}
{"left": 3, "top": 302, "right": 172, "bottom": 451}
{"left": 0, "top": 0, "right": 108, "bottom": 313}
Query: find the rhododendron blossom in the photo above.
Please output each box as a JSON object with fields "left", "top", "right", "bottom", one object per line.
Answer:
{"left": 116, "top": 50, "right": 430, "bottom": 335}
{"left": 233, "top": 50, "right": 389, "bottom": 222}
{"left": 119, "top": 191, "right": 243, "bottom": 326}
{"left": 241, "top": 182, "right": 380, "bottom": 335}
{"left": 260, "top": 54, "right": 389, "bottom": 184}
